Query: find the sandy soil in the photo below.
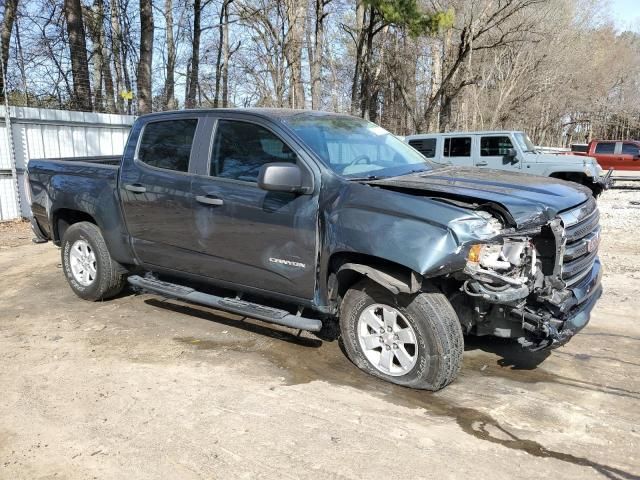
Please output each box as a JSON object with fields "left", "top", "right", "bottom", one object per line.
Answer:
{"left": 0, "top": 188, "right": 639, "bottom": 479}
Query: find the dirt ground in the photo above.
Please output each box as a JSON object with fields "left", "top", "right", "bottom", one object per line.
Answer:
{"left": 1, "top": 186, "right": 639, "bottom": 480}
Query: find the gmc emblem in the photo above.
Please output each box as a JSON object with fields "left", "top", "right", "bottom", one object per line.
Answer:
{"left": 586, "top": 232, "right": 600, "bottom": 253}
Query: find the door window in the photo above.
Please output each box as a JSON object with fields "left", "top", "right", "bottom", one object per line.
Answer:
{"left": 444, "top": 137, "right": 471, "bottom": 157}
{"left": 408, "top": 138, "right": 437, "bottom": 158}
{"left": 622, "top": 143, "right": 640, "bottom": 156}
{"left": 480, "top": 136, "right": 513, "bottom": 156}
{"left": 210, "top": 120, "right": 296, "bottom": 182}
{"left": 137, "top": 119, "right": 198, "bottom": 172}
{"left": 594, "top": 142, "right": 615, "bottom": 154}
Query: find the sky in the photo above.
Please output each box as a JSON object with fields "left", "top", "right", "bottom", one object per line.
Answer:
{"left": 609, "top": 0, "right": 640, "bottom": 31}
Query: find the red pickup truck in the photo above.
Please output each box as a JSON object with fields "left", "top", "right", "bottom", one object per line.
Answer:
{"left": 572, "top": 140, "right": 640, "bottom": 171}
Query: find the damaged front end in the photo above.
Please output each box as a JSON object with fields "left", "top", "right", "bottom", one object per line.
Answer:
{"left": 453, "top": 197, "right": 603, "bottom": 351}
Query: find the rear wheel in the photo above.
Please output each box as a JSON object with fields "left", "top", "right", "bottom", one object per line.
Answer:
{"left": 61, "top": 222, "right": 126, "bottom": 301}
{"left": 339, "top": 280, "right": 464, "bottom": 390}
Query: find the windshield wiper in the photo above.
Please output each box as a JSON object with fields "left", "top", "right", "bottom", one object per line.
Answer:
{"left": 347, "top": 175, "right": 386, "bottom": 181}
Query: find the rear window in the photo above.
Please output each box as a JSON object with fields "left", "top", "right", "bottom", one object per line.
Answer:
{"left": 444, "top": 137, "right": 471, "bottom": 157}
{"left": 594, "top": 142, "right": 615, "bottom": 154}
{"left": 408, "top": 138, "right": 437, "bottom": 158}
{"left": 137, "top": 119, "right": 198, "bottom": 172}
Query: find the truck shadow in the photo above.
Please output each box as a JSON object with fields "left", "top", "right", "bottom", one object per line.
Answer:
{"left": 463, "top": 335, "right": 551, "bottom": 370}
{"left": 144, "top": 298, "right": 323, "bottom": 349}
{"left": 146, "top": 297, "right": 639, "bottom": 480}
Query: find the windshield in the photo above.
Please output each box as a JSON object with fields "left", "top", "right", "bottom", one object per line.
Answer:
{"left": 514, "top": 132, "right": 537, "bottom": 153}
{"left": 284, "top": 114, "right": 433, "bottom": 179}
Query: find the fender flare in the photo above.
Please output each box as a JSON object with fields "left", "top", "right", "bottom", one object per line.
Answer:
{"left": 336, "top": 262, "right": 423, "bottom": 295}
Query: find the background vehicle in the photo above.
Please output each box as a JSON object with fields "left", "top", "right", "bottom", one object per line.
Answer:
{"left": 405, "top": 130, "right": 611, "bottom": 195}
{"left": 27, "top": 110, "right": 602, "bottom": 391}
{"left": 571, "top": 140, "right": 640, "bottom": 172}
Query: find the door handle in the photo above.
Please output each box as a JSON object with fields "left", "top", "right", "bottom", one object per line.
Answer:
{"left": 124, "top": 183, "right": 147, "bottom": 193}
{"left": 476, "top": 161, "right": 488, "bottom": 166}
{"left": 195, "top": 195, "right": 224, "bottom": 206}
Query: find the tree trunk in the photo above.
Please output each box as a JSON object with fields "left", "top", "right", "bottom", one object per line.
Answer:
{"left": 110, "top": 0, "right": 124, "bottom": 112}
{"left": 284, "top": 0, "right": 305, "bottom": 108}
{"left": 64, "top": 0, "right": 93, "bottom": 111}
{"left": 137, "top": 0, "right": 153, "bottom": 114}
{"left": 185, "top": 0, "right": 201, "bottom": 109}
{"left": 310, "top": 0, "right": 327, "bottom": 110}
{"left": 86, "top": 0, "right": 106, "bottom": 111}
{"left": 214, "top": 0, "right": 231, "bottom": 108}
{"left": 0, "top": 0, "right": 19, "bottom": 100}
{"left": 350, "top": 0, "right": 366, "bottom": 115}
{"left": 163, "top": 0, "right": 177, "bottom": 109}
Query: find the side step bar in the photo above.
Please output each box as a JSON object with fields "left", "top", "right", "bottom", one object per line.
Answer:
{"left": 127, "top": 275, "right": 323, "bottom": 332}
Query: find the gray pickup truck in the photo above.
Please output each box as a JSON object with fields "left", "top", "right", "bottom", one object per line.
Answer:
{"left": 27, "top": 109, "right": 602, "bottom": 390}
{"left": 404, "top": 130, "right": 612, "bottom": 195}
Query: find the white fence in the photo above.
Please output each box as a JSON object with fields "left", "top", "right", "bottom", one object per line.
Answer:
{"left": 0, "top": 106, "right": 134, "bottom": 221}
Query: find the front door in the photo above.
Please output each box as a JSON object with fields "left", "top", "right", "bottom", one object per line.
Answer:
{"left": 189, "top": 118, "right": 319, "bottom": 300}
{"left": 477, "top": 135, "right": 521, "bottom": 170}
{"left": 619, "top": 142, "right": 640, "bottom": 171}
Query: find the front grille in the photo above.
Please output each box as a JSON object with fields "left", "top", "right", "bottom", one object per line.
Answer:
{"left": 559, "top": 197, "right": 600, "bottom": 287}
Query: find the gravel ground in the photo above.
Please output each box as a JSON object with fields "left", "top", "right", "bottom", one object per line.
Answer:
{"left": 0, "top": 187, "right": 639, "bottom": 479}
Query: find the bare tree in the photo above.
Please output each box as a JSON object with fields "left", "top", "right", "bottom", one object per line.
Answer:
{"left": 309, "top": 0, "right": 330, "bottom": 109}
{"left": 64, "top": 0, "right": 93, "bottom": 110}
{"left": 163, "top": 0, "right": 178, "bottom": 109}
{"left": 137, "top": 0, "right": 153, "bottom": 114}
{"left": 0, "top": 0, "right": 19, "bottom": 99}
{"left": 185, "top": 0, "right": 202, "bottom": 108}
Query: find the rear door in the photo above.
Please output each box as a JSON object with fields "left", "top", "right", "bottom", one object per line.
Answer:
{"left": 619, "top": 142, "right": 640, "bottom": 171}
{"left": 592, "top": 142, "right": 617, "bottom": 169}
{"left": 188, "top": 116, "right": 320, "bottom": 300}
{"left": 119, "top": 114, "right": 209, "bottom": 270}
{"left": 477, "top": 135, "right": 520, "bottom": 170}
{"left": 442, "top": 136, "right": 473, "bottom": 167}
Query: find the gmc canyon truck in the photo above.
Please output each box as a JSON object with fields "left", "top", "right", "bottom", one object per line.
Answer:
{"left": 27, "top": 109, "right": 603, "bottom": 391}
{"left": 404, "top": 131, "right": 612, "bottom": 196}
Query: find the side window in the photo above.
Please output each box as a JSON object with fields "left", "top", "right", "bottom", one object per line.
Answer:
{"left": 594, "top": 142, "right": 615, "bottom": 154}
{"left": 622, "top": 143, "right": 640, "bottom": 156}
{"left": 480, "top": 136, "right": 513, "bottom": 156}
{"left": 408, "top": 138, "right": 437, "bottom": 158}
{"left": 211, "top": 120, "right": 296, "bottom": 182}
{"left": 444, "top": 137, "right": 471, "bottom": 157}
{"left": 137, "top": 119, "right": 198, "bottom": 172}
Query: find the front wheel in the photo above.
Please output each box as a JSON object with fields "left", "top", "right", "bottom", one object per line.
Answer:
{"left": 61, "top": 222, "right": 127, "bottom": 301}
{"left": 339, "top": 280, "right": 464, "bottom": 390}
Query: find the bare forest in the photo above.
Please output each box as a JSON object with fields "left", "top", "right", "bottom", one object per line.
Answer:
{"left": 1, "top": 0, "right": 639, "bottom": 145}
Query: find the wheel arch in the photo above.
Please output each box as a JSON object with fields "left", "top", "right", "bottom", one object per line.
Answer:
{"left": 52, "top": 209, "right": 98, "bottom": 244}
{"left": 326, "top": 252, "right": 427, "bottom": 310}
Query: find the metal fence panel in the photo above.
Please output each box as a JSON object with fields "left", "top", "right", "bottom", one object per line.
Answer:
{"left": 0, "top": 106, "right": 134, "bottom": 221}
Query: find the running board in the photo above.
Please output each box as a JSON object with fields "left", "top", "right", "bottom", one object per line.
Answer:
{"left": 127, "top": 275, "right": 323, "bottom": 332}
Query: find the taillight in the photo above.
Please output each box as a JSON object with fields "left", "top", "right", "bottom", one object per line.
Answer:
{"left": 24, "top": 170, "right": 32, "bottom": 206}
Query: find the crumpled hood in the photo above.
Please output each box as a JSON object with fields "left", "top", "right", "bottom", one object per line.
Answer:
{"left": 369, "top": 166, "right": 591, "bottom": 228}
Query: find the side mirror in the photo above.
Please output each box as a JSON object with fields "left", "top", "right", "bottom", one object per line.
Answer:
{"left": 258, "top": 163, "right": 307, "bottom": 193}
{"left": 505, "top": 148, "right": 518, "bottom": 163}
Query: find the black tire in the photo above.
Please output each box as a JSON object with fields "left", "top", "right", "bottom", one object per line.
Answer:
{"left": 61, "top": 221, "right": 127, "bottom": 301}
{"left": 339, "top": 280, "right": 463, "bottom": 390}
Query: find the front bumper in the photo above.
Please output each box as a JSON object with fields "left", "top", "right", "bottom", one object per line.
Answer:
{"left": 511, "top": 258, "right": 602, "bottom": 351}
